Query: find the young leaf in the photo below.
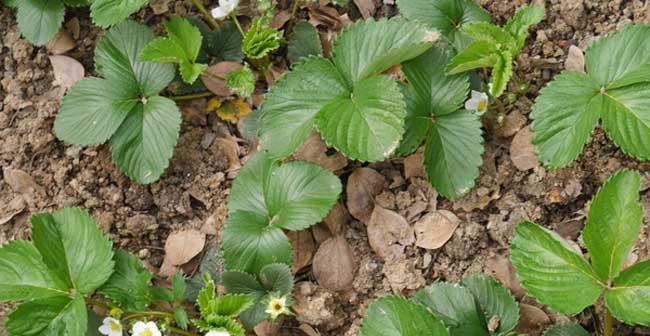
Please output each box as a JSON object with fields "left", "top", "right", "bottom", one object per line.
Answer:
{"left": 604, "top": 259, "right": 650, "bottom": 326}
{"left": 490, "top": 50, "right": 513, "bottom": 97}
{"left": 360, "top": 296, "right": 449, "bottom": 336}
{"left": 504, "top": 4, "right": 545, "bottom": 52}
{"left": 226, "top": 65, "right": 256, "bottom": 98}
{"left": 98, "top": 250, "right": 153, "bottom": 311}
{"left": 15, "top": 0, "right": 65, "bottom": 46}
{"left": 462, "top": 274, "right": 519, "bottom": 335}
{"left": 288, "top": 21, "right": 323, "bottom": 64}
{"left": 414, "top": 282, "right": 488, "bottom": 335}
{"left": 460, "top": 22, "right": 516, "bottom": 52}
{"left": 532, "top": 24, "right": 650, "bottom": 167}
{"left": 445, "top": 40, "right": 500, "bottom": 74}
{"left": 332, "top": 18, "right": 436, "bottom": 86}
{"left": 174, "top": 306, "right": 190, "bottom": 330}
{"left": 243, "top": 17, "right": 283, "bottom": 60}
{"left": 89, "top": 0, "right": 149, "bottom": 28}
{"left": 583, "top": 170, "right": 643, "bottom": 280}
{"left": 6, "top": 293, "right": 87, "bottom": 335}
{"left": 543, "top": 323, "right": 590, "bottom": 336}
{"left": 30, "top": 207, "right": 115, "bottom": 294}
{"left": 171, "top": 272, "right": 186, "bottom": 302}
{"left": 396, "top": 0, "right": 491, "bottom": 50}
{"left": 509, "top": 221, "right": 604, "bottom": 315}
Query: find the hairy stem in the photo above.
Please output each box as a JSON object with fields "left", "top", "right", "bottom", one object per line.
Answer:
{"left": 190, "top": 0, "right": 220, "bottom": 29}
{"left": 167, "top": 92, "right": 214, "bottom": 101}
{"left": 291, "top": 0, "right": 301, "bottom": 20}
{"left": 231, "top": 14, "right": 245, "bottom": 36}
{"left": 122, "top": 311, "right": 175, "bottom": 322}
{"left": 85, "top": 297, "right": 110, "bottom": 309}
{"left": 168, "top": 326, "right": 199, "bottom": 336}
{"left": 603, "top": 308, "right": 613, "bottom": 336}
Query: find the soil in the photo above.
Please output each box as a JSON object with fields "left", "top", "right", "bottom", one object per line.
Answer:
{"left": 1, "top": 0, "right": 650, "bottom": 335}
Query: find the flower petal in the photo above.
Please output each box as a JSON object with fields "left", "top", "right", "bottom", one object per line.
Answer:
{"left": 211, "top": 7, "right": 229, "bottom": 19}
{"left": 465, "top": 98, "right": 479, "bottom": 111}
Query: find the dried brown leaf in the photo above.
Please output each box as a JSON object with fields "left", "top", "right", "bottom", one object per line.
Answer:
{"left": 346, "top": 167, "right": 386, "bottom": 223}
{"left": 353, "top": 0, "right": 376, "bottom": 18}
{"left": 510, "top": 126, "right": 539, "bottom": 171}
{"left": 565, "top": 45, "right": 585, "bottom": 73}
{"left": 295, "top": 132, "right": 348, "bottom": 172}
{"left": 404, "top": 152, "right": 425, "bottom": 180}
{"left": 367, "top": 206, "right": 415, "bottom": 261}
{"left": 201, "top": 62, "right": 243, "bottom": 96}
{"left": 312, "top": 236, "right": 356, "bottom": 291}
{"left": 3, "top": 168, "right": 45, "bottom": 195}
{"left": 49, "top": 55, "right": 85, "bottom": 90}
{"left": 413, "top": 210, "right": 460, "bottom": 249}
{"left": 322, "top": 202, "right": 349, "bottom": 236}
{"left": 46, "top": 29, "right": 75, "bottom": 55}
{"left": 160, "top": 229, "right": 206, "bottom": 276}
{"left": 288, "top": 230, "right": 316, "bottom": 273}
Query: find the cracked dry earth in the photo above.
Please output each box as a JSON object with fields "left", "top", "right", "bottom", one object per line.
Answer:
{"left": 2, "top": 0, "right": 650, "bottom": 335}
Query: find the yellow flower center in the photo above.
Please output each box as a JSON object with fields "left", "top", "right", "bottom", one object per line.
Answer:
{"left": 477, "top": 99, "right": 488, "bottom": 112}
{"left": 110, "top": 321, "right": 121, "bottom": 331}
{"left": 141, "top": 330, "right": 153, "bottom": 336}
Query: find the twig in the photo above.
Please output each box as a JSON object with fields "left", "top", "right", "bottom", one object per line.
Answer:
{"left": 167, "top": 92, "right": 214, "bottom": 101}
{"left": 190, "top": 0, "right": 220, "bottom": 29}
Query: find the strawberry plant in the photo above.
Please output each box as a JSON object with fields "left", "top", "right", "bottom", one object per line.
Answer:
{"left": 445, "top": 4, "right": 545, "bottom": 97}
{"left": 360, "top": 273, "right": 520, "bottom": 336}
{"left": 54, "top": 21, "right": 179, "bottom": 184}
{"left": 396, "top": 0, "right": 491, "bottom": 51}
{"left": 140, "top": 17, "right": 208, "bottom": 84}
{"left": 510, "top": 170, "right": 650, "bottom": 336}
{"left": 397, "top": 47, "right": 483, "bottom": 199}
{"left": 0, "top": 207, "right": 254, "bottom": 336}
{"left": 4, "top": 0, "right": 148, "bottom": 45}
{"left": 531, "top": 24, "right": 650, "bottom": 167}
{"left": 258, "top": 18, "right": 437, "bottom": 162}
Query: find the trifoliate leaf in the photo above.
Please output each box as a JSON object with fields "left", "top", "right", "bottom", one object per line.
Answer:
{"left": 140, "top": 17, "right": 207, "bottom": 84}
{"left": 30, "top": 207, "right": 114, "bottom": 294}
{"left": 510, "top": 221, "right": 604, "bottom": 315}
{"left": 89, "top": 0, "right": 149, "bottom": 28}
{"left": 414, "top": 283, "right": 488, "bottom": 335}
{"left": 504, "top": 4, "right": 545, "bottom": 52}
{"left": 460, "top": 22, "right": 517, "bottom": 52}
{"left": 360, "top": 296, "right": 449, "bottom": 336}
{"left": 243, "top": 17, "right": 283, "bottom": 60}
{"left": 396, "top": 0, "right": 491, "bottom": 51}
{"left": 532, "top": 24, "right": 650, "bottom": 167}
{"left": 56, "top": 21, "right": 179, "bottom": 184}
{"left": 605, "top": 259, "right": 650, "bottom": 326}
{"left": 0, "top": 240, "right": 68, "bottom": 301}
{"left": 259, "top": 56, "right": 349, "bottom": 159}
{"left": 222, "top": 210, "right": 292, "bottom": 276}
{"left": 15, "top": 0, "right": 65, "bottom": 46}
{"left": 490, "top": 50, "right": 513, "bottom": 97}
{"left": 583, "top": 170, "right": 643, "bottom": 281}
{"left": 462, "top": 274, "right": 519, "bottom": 335}
{"left": 446, "top": 40, "right": 500, "bottom": 75}
{"left": 287, "top": 21, "right": 323, "bottom": 64}
{"left": 6, "top": 293, "right": 86, "bottom": 336}
{"left": 98, "top": 250, "right": 153, "bottom": 311}
{"left": 543, "top": 323, "right": 590, "bottom": 336}
{"left": 226, "top": 65, "right": 256, "bottom": 98}
{"left": 110, "top": 96, "right": 181, "bottom": 184}
{"left": 332, "top": 18, "right": 435, "bottom": 86}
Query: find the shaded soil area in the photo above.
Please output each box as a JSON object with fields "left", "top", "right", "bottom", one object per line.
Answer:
{"left": 1, "top": 0, "right": 650, "bottom": 335}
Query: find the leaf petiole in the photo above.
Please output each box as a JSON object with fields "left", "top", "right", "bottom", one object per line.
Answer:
{"left": 190, "top": 0, "right": 220, "bottom": 29}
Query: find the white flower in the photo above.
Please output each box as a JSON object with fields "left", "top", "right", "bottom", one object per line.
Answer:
{"left": 465, "top": 90, "right": 489, "bottom": 115}
{"left": 131, "top": 321, "right": 161, "bottom": 336}
{"left": 205, "top": 331, "right": 231, "bottom": 336}
{"left": 211, "top": 0, "right": 239, "bottom": 19}
{"left": 98, "top": 317, "right": 123, "bottom": 336}
{"left": 265, "top": 295, "right": 290, "bottom": 320}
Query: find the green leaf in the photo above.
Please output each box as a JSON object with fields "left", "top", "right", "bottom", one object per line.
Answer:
{"left": 30, "top": 207, "right": 114, "bottom": 294}
{"left": 110, "top": 95, "right": 181, "bottom": 184}
{"left": 288, "top": 21, "right": 323, "bottom": 64}
{"left": 98, "top": 250, "right": 153, "bottom": 311}
{"left": 360, "top": 296, "right": 449, "bottom": 336}
{"left": 583, "top": 170, "right": 643, "bottom": 280}
{"left": 243, "top": 17, "right": 283, "bottom": 60}
{"left": 259, "top": 56, "right": 349, "bottom": 159}
{"left": 226, "top": 65, "right": 256, "bottom": 98}
{"left": 222, "top": 210, "right": 292, "bottom": 275}
{"left": 259, "top": 263, "right": 293, "bottom": 295}
{"left": 446, "top": 40, "right": 500, "bottom": 75}
{"left": 332, "top": 18, "right": 435, "bottom": 86}
{"left": 605, "top": 259, "right": 650, "bottom": 326}
{"left": 414, "top": 282, "right": 487, "bottom": 335}
{"left": 221, "top": 271, "right": 268, "bottom": 327}
{"left": 600, "top": 84, "right": 650, "bottom": 160}
{"left": 530, "top": 72, "right": 601, "bottom": 168}
{"left": 504, "top": 4, "right": 545, "bottom": 52}
{"left": 509, "top": 221, "right": 604, "bottom": 315}
{"left": 6, "top": 293, "right": 87, "bottom": 336}
{"left": 396, "top": 0, "right": 491, "bottom": 50}
{"left": 206, "top": 22, "right": 244, "bottom": 62}
{"left": 585, "top": 24, "right": 650, "bottom": 86}
{"left": 490, "top": 50, "right": 513, "bottom": 97}
{"left": 460, "top": 22, "right": 516, "bottom": 52}
{"left": 174, "top": 306, "right": 190, "bottom": 330}
{"left": 171, "top": 272, "right": 186, "bottom": 302}
{"left": 0, "top": 240, "right": 68, "bottom": 301}
{"left": 16, "top": 0, "right": 65, "bottom": 45}
{"left": 315, "top": 75, "right": 406, "bottom": 162}
{"left": 462, "top": 274, "right": 519, "bottom": 335}
{"left": 90, "top": 0, "right": 149, "bottom": 28}
{"left": 179, "top": 61, "right": 208, "bottom": 84}
{"left": 543, "top": 323, "right": 589, "bottom": 336}
{"left": 55, "top": 78, "right": 137, "bottom": 146}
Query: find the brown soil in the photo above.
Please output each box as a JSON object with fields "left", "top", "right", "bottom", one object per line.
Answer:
{"left": 1, "top": 0, "right": 650, "bottom": 335}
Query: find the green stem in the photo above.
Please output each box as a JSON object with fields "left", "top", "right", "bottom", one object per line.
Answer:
{"left": 167, "top": 92, "right": 214, "bottom": 101}
{"left": 231, "top": 13, "right": 245, "bottom": 36}
{"left": 190, "top": 0, "right": 220, "bottom": 29}
{"left": 85, "top": 297, "right": 110, "bottom": 309}
{"left": 168, "top": 326, "right": 199, "bottom": 336}
{"left": 291, "top": 0, "right": 301, "bottom": 20}
{"left": 122, "top": 311, "right": 175, "bottom": 322}
{"left": 603, "top": 308, "right": 613, "bottom": 336}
